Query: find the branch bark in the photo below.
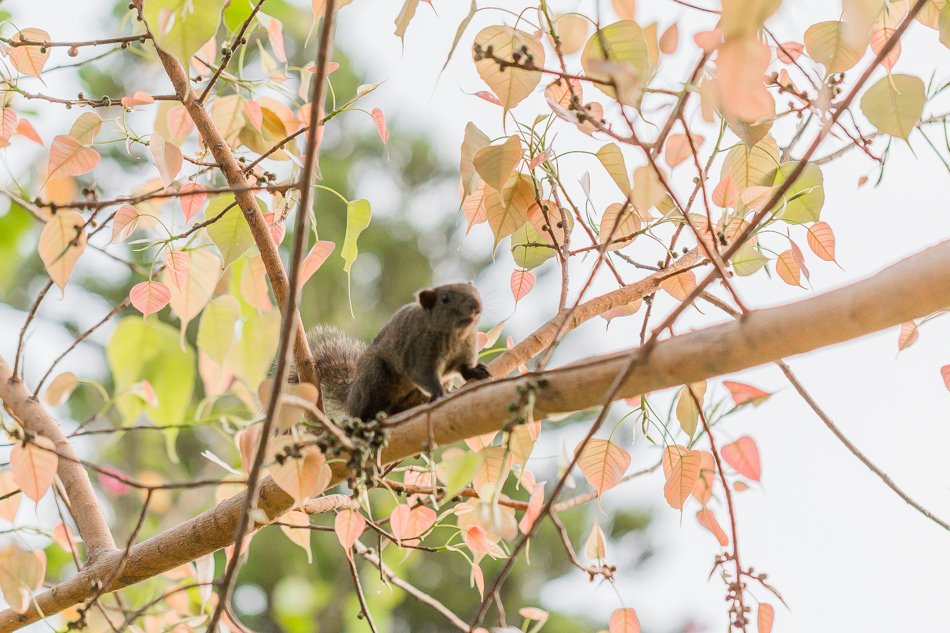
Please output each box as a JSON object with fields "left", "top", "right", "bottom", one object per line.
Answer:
{"left": 5, "top": 239, "right": 950, "bottom": 630}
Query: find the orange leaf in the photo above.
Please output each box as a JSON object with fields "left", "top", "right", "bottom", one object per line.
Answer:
{"left": 0, "top": 546, "right": 46, "bottom": 614}
{"left": 44, "top": 371, "right": 79, "bottom": 406}
{"left": 241, "top": 255, "right": 273, "bottom": 312}
{"left": 660, "top": 270, "right": 697, "bottom": 301}
{"left": 940, "top": 365, "right": 950, "bottom": 391}
{"left": 279, "top": 510, "right": 313, "bottom": 563}
{"left": 608, "top": 607, "right": 641, "bottom": 633}
{"left": 243, "top": 100, "right": 263, "bottom": 130}
{"left": 611, "top": 0, "right": 635, "bottom": 20}
{"left": 665, "top": 133, "right": 703, "bottom": 167}
{"left": 111, "top": 205, "right": 140, "bottom": 243}
{"left": 898, "top": 321, "right": 919, "bottom": 351}
{"left": 149, "top": 134, "right": 183, "bottom": 188}
{"left": 266, "top": 17, "right": 287, "bottom": 63}
{"left": 696, "top": 507, "right": 729, "bottom": 546}
{"left": 334, "top": 509, "right": 365, "bottom": 561}
{"left": 178, "top": 183, "right": 206, "bottom": 222}
{"left": 518, "top": 481, "right": 545, "bottom": 534}
{"left": 463, "top": 182, "right": 488, "bottom": 232}
{"left": 0, "top": 109, "right": 17, "bottom": 145}
{"left": 510, "top": 269, "right": 536, "bottom": 301}
{"left": 775, "top": 249, "right": 802, "bottom": 287}
{"left": 659, "top": 23, "right": 679, "bottom": 54}
{"left": 870, "top": 28, "right": 900, "bottom": 71}
{"left": 776, "top": 41, "right": 804, "bottom": 63}
{"left": 806, "top": 221, "right": 836, "bottom": 261}
{"left": 15, "top": 118, "right": 43, "bottom": 144}
{"left": 691, "top": 451, "right": 717, "bottom": 506}
{"left": 723, "top": 380, "right": 772, "bottom": 406}
{"left": 39, "top": 210, "right": 87, "bottom": 291}
{"left": 734, "top": 480, "right": 750, "bottom": 491}
{"left": 758, "top": 603, "right": 775, "bottom": 633}
{"left": 389, "top": 504, "right": 437, "bottom": 543}
{"left": 712, "top": 176, "right": 738, "bottom": 207}
{"left": 662, "top": 446, "right": 702, "bottom": 509}
{"left": 297, "top": 241, "right": 336, "bottom": 289}
{"left": 0, "top": 471, "right": 21, "bottom": 522}
{"left": 130, "top": 281, "right": 171, "bottom": 316}
{"left": 268, "top": 438, "right": 331, "bottom": 506}
{"left": 370, "top": 107, "right": 388, "bottom": 145}
{"left": 721, "top": 436, "right": 761, "bottom": 481}
{"left": 120, "top": 91, "right": 155, "bottom": 107}
{"left": 163, "top": 250, "right": 191, "bottom": 290}
{"left": 464, "top": 524, "right": 505, "bottom": 558}
{"left": 48, "top": 135, "right": 100, "bottom": 178}
{"left": 10, "top": 436, "right": 57, "bottom": 501}
{"left": 167, "top": 105, "right": 195, "bottom": 140}
{"left": 9, "top": 29, "right": 51, "bottom": 77}
{"left": 577, "top": 438, "right": 631, "bottom": 495}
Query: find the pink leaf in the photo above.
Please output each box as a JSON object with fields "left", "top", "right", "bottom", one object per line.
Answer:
{"left": 721, "top": 436, "right": 761, "bottom": 481}
{"left": 665, "top": 133, "right": 703, "bottom": 168}
{"left": 518, "top": 480, "right": 545, "bottom": 534}
{"left": 609, "top": 607, "right": 641, "bottom": 633}
{"left": 10, "top": 436, "right": 57, "bottom": 501}
{"left": 243, "top": 100, "right": 263, "bottom": 130}
{"left": 662, "top": 446, "right": 702, "bottom": 510}
{"left": 712, "top": 176, "right": 738, "bottom": 208}
{"left": 806, "top": 221, "right": 836, "bottom": 262}
{"left": 48, "top": 135, "right": 100, "bottom": 178}
{"left": 776, "top": 41, "right": 804, "bottom": 64}
{"left": 266, "top": 17, "right": 287, "bottom": 63}
{"left": 0, "top": 109, "right": 17, "bottom": 145}
{"left": 722, "top": 380, "right": 772, "bottom": 406}
{"left": 130, "top": 281, "right": 171, "bottom": 316}
{"left": 577, "top": 438, "right": 631, "bottom": 495}
{"left": 370, "top": 107, "right": 388, "bottom": 144}
{"left": 149, "top": 134, "right": 183, "bottom": 188}
{"left": 776, "top": 249, "right": 802, "bottom": 287}
{"left": 334, "top": 509, "right": 365, "bottom": 560}
{"left": 940, "top": 365, "right": 950, "bottom": 391}
{"left": 389, "top": 504, "right": 437, "bottom": 543}
{"left": 15, "top": 118, "right": 43, "bottom": 144}
{"left": 693, "top": 28, "right": 722, "bottom": 52}
{"left": 510, "top": 270, "right": 536, "bottom": 301}
{"left": 463, "top": 525, "right": 505, "bottom": 558}
{"left": 659, "top": 23, "right": 679, "bottom": 54}
{"left": 166, "top": 105, "right": 195, "bottom": 140}
{"left": 111, "top": 205, "right": 140, "bottom": 243}
{"left": 870, "top": 29, "right": 900, "bottom": 71}
{"left": 758, "top": 603, "right": 775, "bottom": 633}
{"left": 898, "top": 321, "right": 919, "bottom": 351}
{"left": 97, "top": 466, "right": 131, "bottom": 495}
{"left": 120, "top": 91, "right": 155, "bottom": 107}
{"left": 297, "top": 240, "right": 336, "bottom": 289}
{"left": 474, "top": 90, "right": 503, "bottom": 106}
{"left": 697, "top": 507, "right": 729, "bottom": 545}
{"left": 178, "top": 183, "right": 207, "bottom": 222}
{"left": 163, "top": 250, "right": 191, "bottom": 290}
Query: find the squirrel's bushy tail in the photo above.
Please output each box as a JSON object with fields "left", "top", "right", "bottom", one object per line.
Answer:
{"left": 289, "top": 325, "right": 366, "bottom": 418}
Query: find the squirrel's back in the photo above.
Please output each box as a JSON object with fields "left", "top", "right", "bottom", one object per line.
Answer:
{"left": 293, "top": 325, "right": 366, "bottom": 419}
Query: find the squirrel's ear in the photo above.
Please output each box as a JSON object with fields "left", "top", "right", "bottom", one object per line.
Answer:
{"left": 418, "top": 289, "right": 437, "bottom": 310}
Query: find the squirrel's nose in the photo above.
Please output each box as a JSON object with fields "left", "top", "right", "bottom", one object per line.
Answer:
{"left": 470, "top": 298, "right": 482, "bottom": 313}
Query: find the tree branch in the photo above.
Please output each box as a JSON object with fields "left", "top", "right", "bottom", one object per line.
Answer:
{"left": 5, "top": 239, "right": 950, "bottom": 629}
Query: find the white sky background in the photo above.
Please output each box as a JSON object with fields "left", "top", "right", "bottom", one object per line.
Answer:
{"left": 2, "top": 0, "right": 950, "bottom": 631}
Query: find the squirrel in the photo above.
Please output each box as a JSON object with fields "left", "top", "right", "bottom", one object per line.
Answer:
{"left": 290, "top": 283, "right": 491, "bottom": 421}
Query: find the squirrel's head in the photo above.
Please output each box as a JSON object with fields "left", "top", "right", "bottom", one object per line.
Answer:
{"left": 418, "top": 283, "right": 482, "bottom": 330}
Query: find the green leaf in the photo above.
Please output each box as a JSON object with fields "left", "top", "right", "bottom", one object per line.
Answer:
{"left": 731, "top": 240, "right": 768, "bottom": 277}
{"left": 223, "top": 0, "right": 254, "bottom": 31}
{"left": 940, "top": 4, "right": 950, "bottom": 48}
{"left": 206, "top": 196, "right": 256, "bottom": 268}
{"left": 581, "top": 21, "right": 650, "bottom": 98}
{"left": 197, "top": 295, "right": 241, "bottom": 363}
{"left": 107, "top": 316, "right": 195, "bottom": 427}
{"left": 228, "top": 309, "right": 280, "bottom": 388}
{"left": 511, "top": 222, "right": 555, "bottom": 270}
{"left": 860, "top": 74, "right": 926, "bottom": 140}
{"left": 439, "top": 450, "right": 484, "bottom": 501}
{"left": 772, "top": 161, "right": 825, "bottom": 224}
{"left": 144, "top": 0, "right": 227, "bottom": 71}
{"left": 342, "top": 199, "right": 372, "bottom": 313}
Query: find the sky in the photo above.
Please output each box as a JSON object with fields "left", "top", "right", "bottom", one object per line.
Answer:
{"left": 2, "top": 0, "right": 949, "bottom": 631}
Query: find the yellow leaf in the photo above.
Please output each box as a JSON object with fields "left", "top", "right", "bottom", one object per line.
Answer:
{"left": 473, "top": 26, "right": 545, "bottom": 110}
{"left": 8, "top": 29, "right": 51, "bottom": 77}
{"left": 473, "top": 135, "right": 522, "bottom": 191}
{"left": 674, "top": 381, "right": 706, "bottom": 436}
{"left": 10, "top": 436, "right": 57, "bottom": 501}
{"left": 581, "top": 21, "right": 650, "bottom": 99}
{"left": 721, "top": 135, "right": 779, "bottom": 191}
{"left": 577, "top": 438, "right": 631, "bottom": 495}
{"left": 662, "top": 446, "right": 703, "bottom": 509}
{"left": 596, "top": 143, "right": 632, "bottom": 196}
{"left": 599, "top": 202, "right": 640, "bottom": 250}
{"left": 804, "top": 20, "right": 866, "bottom": 75}
{"left": 860, "top": 74, "right": 925, "bottom": 140}
{"left": 39, "top": 210, "right": 87, "bottom": 291}
{"left": 485, "top": 173, "right": 535, "bottom": 249}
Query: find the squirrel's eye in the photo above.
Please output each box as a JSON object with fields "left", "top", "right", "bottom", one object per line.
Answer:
{"left": 441, "top": 296, "right": 450, "bottom": 304}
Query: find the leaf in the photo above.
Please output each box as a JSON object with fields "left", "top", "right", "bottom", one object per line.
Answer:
{"left": 553, "top": 14, "right": 589, "bottom": 54}
{"left": 394, "top": 0, "right": 420, "bottom": 41}
{"left": 265, "top": 16, "right": 286, "bottom": 62}
{"left": 665, "top": 133, "right": 703, "bottom": 168}
{"left": 167, "top": 104, "right": 196, "bottom": 140}
{"left": 210, "top": 94, "right": 246, "bottom": 146}
{"left": 518, "top": 480, "right": 545, "bottom": 534}
{"left": 898, "top": 321, "right": 919, "bottom": 350}
{"left": 206, "top": 197, "right": 255, "bottom": 268}
{"left": 772, "top": 161, "right": 824, "bottom": 224}
{"left": 0, "top": 109, "right": 16, "bottom": 147}
{"left": 68, "top": 112, "right": 103, "bottom": 145}
{"left": 197, "top": 295, "right": 240, "bottom": 363}
{"left": 596, "top": 143, "right": 632, "bottom": 195}
{"left": 675, "top": 381, "right": 706, "bottom": 436}
{"left": 48, "top": 135, "right": 100, "bottom": 178}
{"left": 162, "top": 249, "right": 221, "bottom": 332}
{"left": 485, "top": 173, "right": 535, "bottom": 249}
{"left": 369, "top": 107, "right": 388, "bottom": 146}
{"left": 659, "top": 22, "right": 679, "bottom": 54}
{"left": 111, "top": 205, "right": 141, "bottom": 243}
{"left": 472, "top": 446, "right": 512, "bottom": 497}
{"left": 241, "top": 254, "right": 273, "bottom": 311}
{"left": 0, "top": 471, "right": 20, "bottom": 521}
{"left": 120, "top": 91, "right": 155, "bottom": 107}
{"left": 163, "top": 250, "right": 191, "bottom": 290}
{"left": 609, "top": 608, "right": 641, "bottom": 633}
{"left": 107, "top": 316, "right": 195, "bottom": 427}
{"left": 334, "top": 509, "right": 365, "bottom": 561}
{"left": 941, "top": 4, "right": 950, "bottom": 47}
{"left": 149, "top": 134, "right": 183, "bottom": 188}
{"left": 179, "top": 183, "right": 207, "bottom": 222}
{"left": 870, "top": 28, "right": 901, "bottom": 70}
{"left": 721, "top": 436, "right": 762, "bottom": 480}
{"left": 776, "top": 249, "right": 803, "bottom": 287}
{"left": 130, "top": 281, "right": 171, "bottom": 316}
{"left": 581, "top": 21, "right": 650, "bottom": 100}
{"left": 280, "top": 511, "right": 313, "bottom": 564}
{"left": 15, "top": 118, "right": 43, "bottom": 144}
{"left": 268, "top": 437, "right": 331, "bottom": 506}
{"left": 474, "top": 135, "right": 523, "bottom": 192}
{"left": 144, "top": 0, "right": 228, "bottom": 71}
{"left": 941, "top": 365, "right": 950, "bottom": 391}
{"left": 804, "top": 20, "right": 865, "bottom": 75}
{"left": 860, "top": 74, "right": 925, "bottom": 140}
{"left": 691, "top": 451, "right": 717, "bottom": 506}
{"left": 463, "top": 182, "right": 488, "bottom": 232}
{"left": 0, "top": 546, "right": 46, "bottom": 614}
{"left": 39, "top": 210, "right": 87, "bottom": 291}
{"left": 660, "top": 270, "right": 697, "bottom": 301}
{"left": 632, "top": 164, "right": 666, "bottom": 213}
{"left": 717, "top": 36, "right": 773, "bottom": 123}
{"left": 723, "top": 380, "right": 772, "bottom": 406}
{"left": 662, "top": 446, "right": 702, "bottom": 509}
{"left": 10, "top": 436, "right": 57, "bottom": 501}
{"left": 8, "top": 29, "right": 51, "bottom": 77}
{"left": 460, "top": 122, "right": 490, "bottom": 196}
{"left": 577, "top": 438, "right": 631, "bottom": 495}
{"left": 510, "top": 269, "right": 536, "bottom": 301}
{"left": 584, "top": 520, "right": 608, "bottom": 561}
{"left": 298, "top": 241, "right": 336, "bottom": 289}
{"left": 612, "top": 0, "right": 636, "bottom": 19}
{"left": 776, "top": 41, "right": 804, "bottom": 63}
{"left": 438, "top": 448, "right": 483, "bottom": 500}
{"left": 721, "top": 135, "right": 779, "bottom": 191}
{"left": 696, "top": 507, "right": 729, "bottom": 545}
{"left": 806, "top": 221, "right": 837, "bottom": 261}
{"left": 45, "top": 372, "right": 79, "bottom": 406}
{"left": 389, "top": 504, "right": 437, "bottom": 543}
{"left": 758, "top": 603, "right": 775, "bottom": 633}
{"left": 473, "top": 26, "right": 545, "bottom": 110}
{"left": 599, "top": 202, "right": 640, "bottom": 250}
{"left": 712, "top": 176, "right": 739, "bottom": 208}
{"left": 229, "top": 309, "right": 280, "bottom": 387}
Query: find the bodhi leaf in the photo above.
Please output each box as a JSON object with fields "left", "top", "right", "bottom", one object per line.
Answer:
{"left": 485, "top": 173, "right": 535, "bottom": 251}
{"left": 197, "top": 295, "right": 241, "bottom": 364}
{"left": 804, "top": 20, "right": 866, "bottom": 75}
{"left": 473, "top": 26, "right": 545, "bottom": 110}
{"left": 460, "top": 122, "right": 490, "bottom": 197}
{"left": 342, "top": 198, "right": 372, "bottom": 313}
{"left": 721, "top": 135, "right": 779, "bottom": 191}
{"left": 772, "top": 161, "right": 825, "bottom": 224}
{"left": 596, "top": 143, "right": 632, "bottom": 196}
{"left": 206, "top": 196, "right": 257, "bottom": 268}
{"left": 144, "top": 0, "right": 228, "bottom": 71}
{"left": 229, "top": 308, "right": 280, "bottom": 388}
{"left": 473, "top": 135, "right": 522, "bottom": 191}
{"left": 860, "top": 74, "right": 925, "bottom": 140}
{"left": 38, "top": 211, "right": 87, "bottom": 292}
{"left": 107, "top": 316, "right": 195, "bottom": 427}
{"left": 511, "top": 221, "right": 555, "bottom": 270}
{"left": 581, "top": 21, "right": 650, "bottom": 99}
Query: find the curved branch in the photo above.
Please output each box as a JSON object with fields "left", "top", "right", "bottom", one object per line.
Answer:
{"left": 0, "top": 362, "right": 116, "bottom": 559}
{"left": 5, "top": 239, "right": 950, "bottom": 630}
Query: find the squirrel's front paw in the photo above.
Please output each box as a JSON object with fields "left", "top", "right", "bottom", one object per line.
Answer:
{"left": 463, "top": 363, "right": 492, "bottom": 381}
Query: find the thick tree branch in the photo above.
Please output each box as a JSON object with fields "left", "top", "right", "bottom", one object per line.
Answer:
{"left": 0, "top": 361, "right": 116, "bottom": 559}
{"left": 5, "top": 239, "right": 950, "bottom": 630}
